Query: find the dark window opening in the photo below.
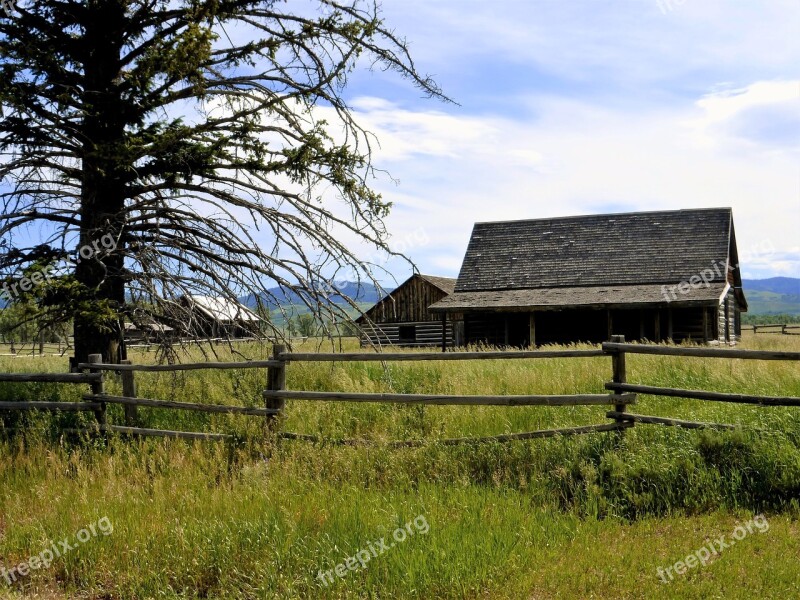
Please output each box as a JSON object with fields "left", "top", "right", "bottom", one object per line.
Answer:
{"left": 398, "top": 325, "right": 416, "bottom": 343}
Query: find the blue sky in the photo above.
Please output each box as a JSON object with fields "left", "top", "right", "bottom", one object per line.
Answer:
{"left": 336, "top": 0, "right": 800, "bottom": 283}
{"left": 2, "top": 1, "right": 797, "bottom": 292}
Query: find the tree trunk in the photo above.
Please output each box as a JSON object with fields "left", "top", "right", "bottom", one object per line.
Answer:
{"left": 73, "top": 0, "right": 127, "bottom": 365}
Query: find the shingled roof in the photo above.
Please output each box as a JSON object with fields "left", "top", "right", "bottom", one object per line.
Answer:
{"left": 417, "top": 274, "right": 457, "bottom": 295}
{"left": 431, "top": 208, "right": 745, "bottom": 312}
{"left": 182, "top": 295, "right": 262, "bottom": 322}
{"left": 429, "top": 283, "right": 729, "bottom": 312}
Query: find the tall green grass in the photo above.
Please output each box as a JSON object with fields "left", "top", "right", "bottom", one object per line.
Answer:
{"left": 1, "top": 333, "right": 799, "bottom": 598}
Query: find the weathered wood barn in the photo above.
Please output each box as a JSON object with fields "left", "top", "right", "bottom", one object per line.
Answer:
{"left": 178, "top": 295, "right": 264, "bottom": 339}
{"left": 124, "top": 321, "right": 175, "bottom": 344}
{"left": 429, "top": 208, "right": 747, "bottom": 346}
{"left": 357, "top": 274, "right": 461, "bottom": 347}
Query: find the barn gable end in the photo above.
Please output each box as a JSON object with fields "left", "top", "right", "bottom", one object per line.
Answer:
{"left": 357, "top": 274, "right": 460, "bottom": 347}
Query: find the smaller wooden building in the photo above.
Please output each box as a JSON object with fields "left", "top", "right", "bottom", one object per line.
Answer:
{"left": 356, "top": 274, "right": 460, "bottom": 347}
{"left": 177, "top": 295, "right": 264, "bottom": 339}
{"left": 124, "top": 322, "right": 175, "bottom": 344}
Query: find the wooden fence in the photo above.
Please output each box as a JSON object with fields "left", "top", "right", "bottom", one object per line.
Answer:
{"left": 1, "top": 336, "right": 799, "bottom": 445}
{"left": 741, "top": 323, "right": 800, "bottom": 335}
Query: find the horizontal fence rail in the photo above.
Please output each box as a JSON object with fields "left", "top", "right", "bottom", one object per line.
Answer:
{"left": 279, "top": 349, "right": 605, "bottom": 362}
{"left": 602, "top": 342, "right": 800, "bottom": 361}
{"left": 606, "top": 411, "right": 736, "bottom": 430}
{"left": 76, "top": 360, "right": 282, "bottom": 372}
{"left": 743, "top": 324, "right": 800, "bottom": 335}
{"left": 605, "top": 382, "right": 800, "bottom": 406}
{"left": 264, "top": 390, "right": 636, "bottom": 406}
{"left": 0, "top": 372, "right": 102, "bottom": 383}
{"left": 0, "top": 400, "right": 103, "bottom": 412}
{"left": 83, "top": 394, "right": 281, "bottom": 417}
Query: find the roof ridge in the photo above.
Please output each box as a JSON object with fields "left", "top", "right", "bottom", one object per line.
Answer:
{"left": 474, "top": 207, "right": 732, "bottom": 227}
{"left": 417, "top": 273, "right": 457, "bottom": 293}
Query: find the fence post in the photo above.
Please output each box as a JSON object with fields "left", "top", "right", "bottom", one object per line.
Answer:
{"left": 609, "top": 335, "right": 631, "bottom": 432}
{"left": 265, "top": 344, "right": 286, "bottom": 431}
{"left": 120, "top": 359, "right": 138, "bottom": 426}
{"left": 87, "top": 354, "right": 107, "bottom": 429}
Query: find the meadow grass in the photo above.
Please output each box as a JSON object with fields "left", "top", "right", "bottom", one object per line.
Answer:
{"left": 1, "top": 332, "right": 799, "bottom": 598}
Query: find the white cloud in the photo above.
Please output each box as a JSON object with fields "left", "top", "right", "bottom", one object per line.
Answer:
{"left": 688, "top": 80, "right": 800, "bottom": 149}
{"left": 696, "top": 81, "right": 799, "bottom": 124}
{"left": 346, "top": 97, "right": 498, "bottom": 161}
{"left": 343, "top": 84, "right": 800, "bottom": 280}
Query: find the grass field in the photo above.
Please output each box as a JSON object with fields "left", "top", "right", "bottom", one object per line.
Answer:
{"left": 1, "top": 333, "right": 799, "bottom": 598}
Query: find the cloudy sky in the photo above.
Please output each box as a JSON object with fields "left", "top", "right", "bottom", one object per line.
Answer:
{"left": 339, "top": 0, "right": 800, "bottom": 283}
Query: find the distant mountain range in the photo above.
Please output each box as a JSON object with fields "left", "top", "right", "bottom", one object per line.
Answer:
{"left": 238, "top": 281, "right": 389, "bottom": 327}
{"left": 244, "top": 277, "right": 800, "bottom": 318}
{"left": 240, "top": 280, "right": 386, "bottom": 310}
{"left": 741, "top": 277, "right": 800, "bottom": 316}
{"left": 741, "top": 277, "right": 799, "bottom": 295}
{"left": 3, "top": 277, "right": 799, "bottom": 317}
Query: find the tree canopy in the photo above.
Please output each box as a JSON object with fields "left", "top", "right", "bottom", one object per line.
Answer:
{"left": 0, "top": 0, "right": 446, "bottom": 361}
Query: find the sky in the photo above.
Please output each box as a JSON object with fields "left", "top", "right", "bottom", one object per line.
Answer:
{"left": 2, "top": 1, "right": 798, "bottom": 293}
{"left": 335, "top": 0, "right": 800, "bottom": 283}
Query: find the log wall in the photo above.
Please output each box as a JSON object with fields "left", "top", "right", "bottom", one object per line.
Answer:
{"left": 359, "top": 320, "right": 454, "bottom": 347}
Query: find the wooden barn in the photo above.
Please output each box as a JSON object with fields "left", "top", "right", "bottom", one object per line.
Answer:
{"left": 177, "top": 295, "right": 264, "bottom": 339}
{"left": 429, "top": 208, "right": 747, "bottom": 347}
{"left": 357, "top": 274, "right": 461, "bottom": 347}
{"left": 124, "top": 321, "right": 175, "bottom": 344}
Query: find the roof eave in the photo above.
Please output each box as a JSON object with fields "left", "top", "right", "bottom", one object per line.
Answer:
{"left": 430, "top": 299, "right": 721, "bottom": 313}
